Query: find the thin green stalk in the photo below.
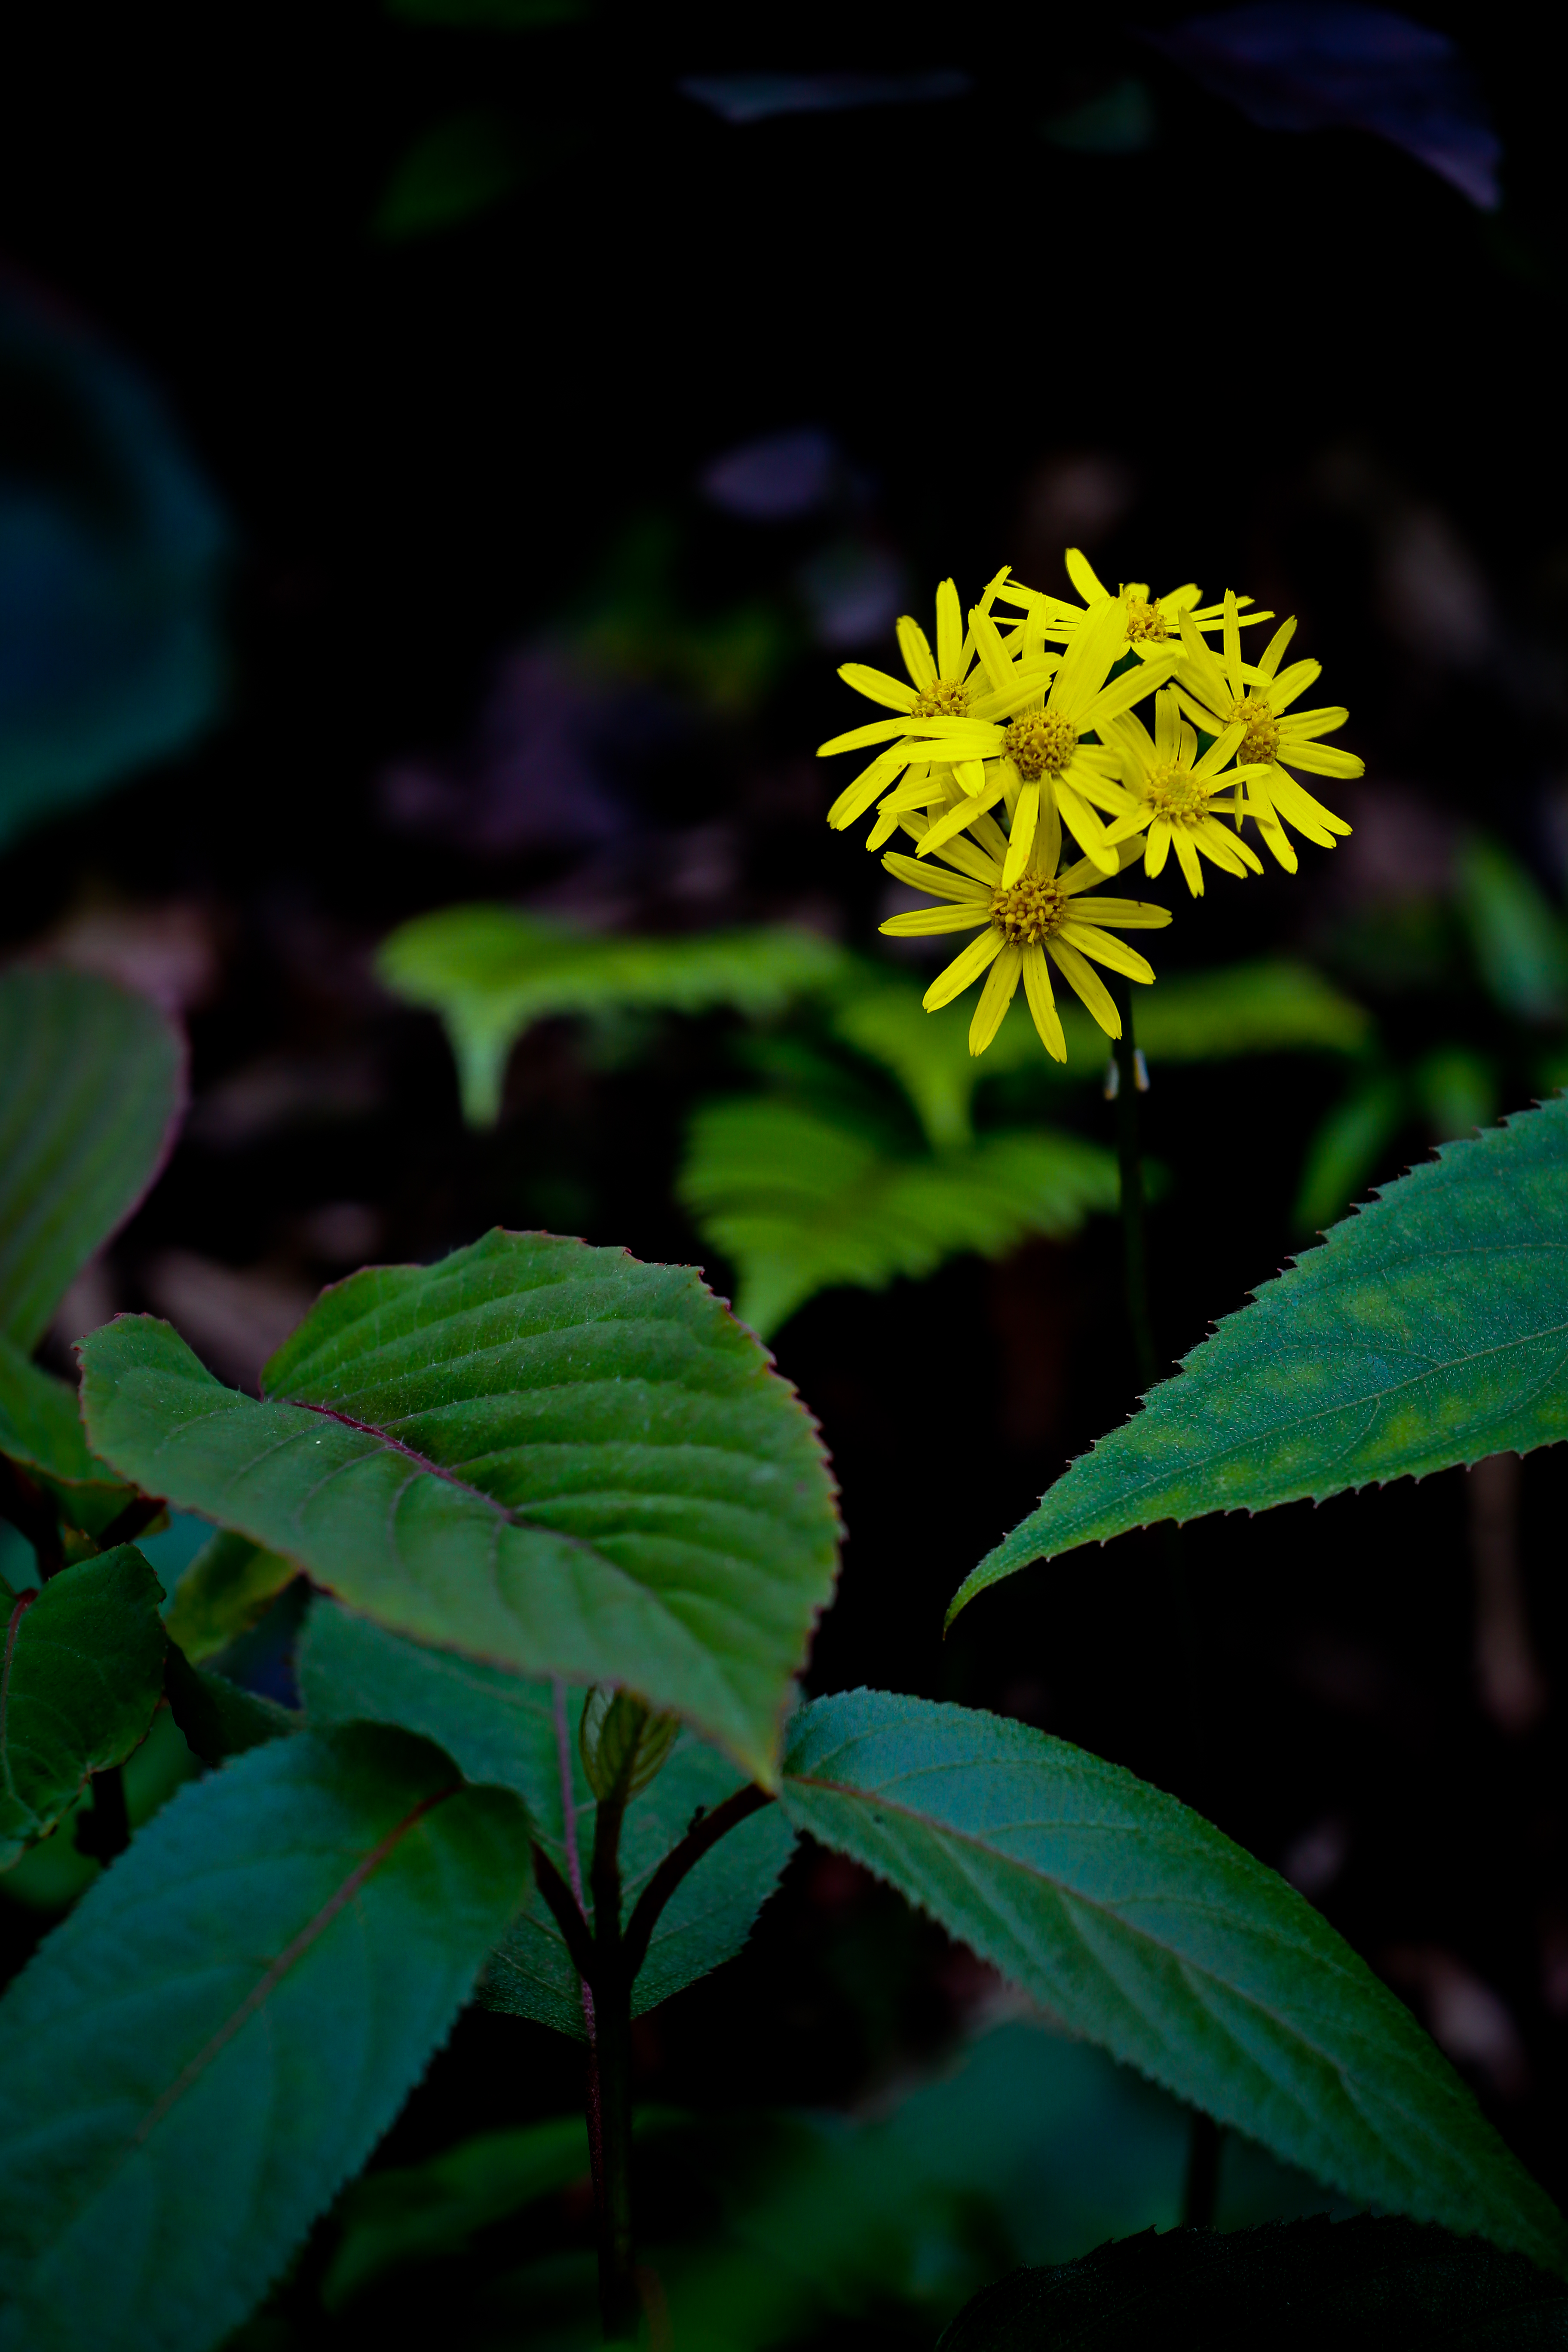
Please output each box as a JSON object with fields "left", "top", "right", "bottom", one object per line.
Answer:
{"left": 587, "top": 1782, "right": 638, "bottom": 2343}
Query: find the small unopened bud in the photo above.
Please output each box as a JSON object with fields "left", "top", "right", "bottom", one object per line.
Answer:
{"left": 579, "top": 1686, "right": 680, "bottom": 1802}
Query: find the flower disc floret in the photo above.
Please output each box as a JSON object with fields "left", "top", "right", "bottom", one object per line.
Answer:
{"left": 1003, "top": 711, "right": 1078, "bottom": 781}
{"left": 913, "top": 681, "right": 970, "bottom": 718}
{"left": 991, "top": 875, "right": 1064, "bottom": 944}
{"left": 1143, "top": 762, "right": 1210, "bottom": 824}
{"left": 1231, "top": 696, "right": 1280, "bottom": 763}
{"left": 1124, "top": 597, "right": 1167, "bottom": 643}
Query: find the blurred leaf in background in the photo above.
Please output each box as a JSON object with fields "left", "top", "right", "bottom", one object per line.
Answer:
{"left": 378, "top": 905, "right": 850, "bottom": 1121}
{"left": 0, "top": 284, "right": 229, "bottom": 846}
{"left": 375, "top": 112, "right": 587, "bottom": 238}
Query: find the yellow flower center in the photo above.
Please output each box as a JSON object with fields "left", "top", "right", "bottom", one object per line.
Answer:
{"left": 990, "top": 875, "right": 1065, "bottom": 945}
{"left": 1003, "top": 712, "right": 1077, "bottom": 781}
{"left": 1231, "top": 695, "right": 1279, "bottom": 763}
{"left": 913, "top": 680, "right": 969, "bottom": 718}
{"left": 1124, "top": 597, "right": 1167, "bottom": 642}
{"left": 1143, "top": 761, "right": 1210, "bottom": 826}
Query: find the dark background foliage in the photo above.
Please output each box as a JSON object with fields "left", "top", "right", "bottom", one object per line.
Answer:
{"left": 5, "top": 0, "right": 1568, "bottom": 2335}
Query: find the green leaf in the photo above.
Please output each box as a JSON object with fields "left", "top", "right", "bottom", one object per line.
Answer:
{"left": 162, "top": 1642, "right": 296, "bottom": 1765}
{"left": 300, "top": 1599, "right": 795, "bottom": 2035}
{"left": 323, "top": 2116, "right": 591, "bottom": 2309}
{"left": 375, "top": 110, "right": 519, "bottom": 236}
{"left": 778, "top": 1690, "right": 1568, "bottom": 2276}
{"left": 0, "top": 965, "right": 185, "bottom": 1353}
{"left": 162, "top": 1528, "right": 301, "bottom": 1663}
{"left": 0, "top": 1725, "right": 531, "bottom": 2352}
{"left": 831, "top": 962, "right": 1367, "bottom": 1150}
{"left": 377, "top": 907, "right": 848, "bottom": 1122}
{"left": 1291, "top": 1072, "right": 1405, "bottom": 1235}
{"left": 1455, "top": 833, "right": 1568, "bottom": 1023}
{"left": 0, "top": 1546, "right": 167, "bottom": 1868}
{"left": 938, "top": 2216, "right": 1568, "bottom": 2350}
{"left": 80, "top": 1229, "right": 839, "bottom": 1782}
{"left": 0, "top": 1332, "right": 113, "bottom": 1489}
{"left": 959, "top": 1097, "right": 1568, "bottom": 1615}
{"left": 680, "top": 1095, "right": 1117, "bottom": 1337}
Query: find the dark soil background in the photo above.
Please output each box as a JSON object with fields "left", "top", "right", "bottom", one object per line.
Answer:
{"left": 5, "top": 0, "right": 1568, "bottom": 2334}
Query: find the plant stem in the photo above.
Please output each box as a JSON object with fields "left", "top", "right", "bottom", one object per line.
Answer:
{"left": 75, "top": 1764, "right": 130, "bottom": 1862}
{"left": 1111, "top": 990, "right": 1157, "bottom": 1390}
{"left": 587, "top": 1783, "right": 638, "bottom": 2343}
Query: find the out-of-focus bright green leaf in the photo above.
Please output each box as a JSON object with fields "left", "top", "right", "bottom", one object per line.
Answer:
{"left": 378, "top": 907, "right": 848, "bottom": 1123}
{"left": 778, "top": 1691, "right": 1568, "bottom": 2277}
{"left": 81, "top": 1230, "right": 839, "bottom": 1784}
{"left": 324, "top": 2116, "right": 591, "bottom": 2309}
{"left": 300, "top": 1600, "right": 794, "bottom": 2034}
{"left": 0, "top": 1547, "right": 166, "bottom": 1868}
{"left": 1454, "top": 833, "right": 1568, "bottom": 1023}
{"left": 0, "top": 1727, "right": 531, "bottom": 2352}
{"left": 376, "top": 110, "right": 519, "bottom": 236}
{"left": 162, "top": 1528, "right": 301, "bottom": 1664}
{"left": 1292, "top": 1072, "right": 1405, "bottom": 1234}
{"left": 1415, "top": 1047, "right": 1498, "bottom": 1142}
{"left": 0, "top": 965, "right": 184, "bottom": 1353}
{"left": 680, "top": 1095, "right": 1117, "bottom": 1337}
{"left": 962, "top": 1097, "right": 1568, "bottom": 1615}
{"left": 938, "top": 2216, "right": 1568, "bottom": 2349}
{"left": 833, "top": 964, "right": 1367, "bottom": 1150}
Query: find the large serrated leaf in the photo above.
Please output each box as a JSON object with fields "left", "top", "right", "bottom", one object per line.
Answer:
{"left": 0, "top": 1725, "right": 530, "bottom": 2352}
{"left": 0, "top": 1546, "right": 168, "bottom": 1867}
{"left": 378, "top": 906, "right": 848, "bottom": 1122}
{"left": 777, "top": 1690, "right": 1568, "bottom": 2277}
{"left": 680, "top": 1096, "right": 1116, "bottom": 1337}
{"left": 953, "top": 1096, "right": 1568, "bottom": 1616}
{"left": 937, "top": 2217, "right": 1568, "bottom": 2349}
{"left": 0, "top": 965, "right": 185, "bottom": 1353}
{"left": 300, "top": 1599, "right": 794, "bottom": 2034}
{"left": 79, "top": 1229, "right": 839, "bottom": 1782}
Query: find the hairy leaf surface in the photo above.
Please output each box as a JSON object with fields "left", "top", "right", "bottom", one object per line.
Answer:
{"left": 955, "top": 1098, "right": 1568, "bottom": 1615}
{"left": 81, "top": 1230, "right": 839, "bottom": 1781}
{"left": 0, "top": 1725, "right": 530, "bottom": 2352}
{"left": 379, "top": 906, "right": 847, "bottom": 1122}
{"left": 0, "top": 966, "right": 185, "bottom": 1352}
{"left": 0, "top": 1546, "right": 167, "bottom": 1867}
{"left": 301, "top": 1599, "right": 793, "bottom": 2032}
{"left": 681, "top": 1096, "right": 1116, "bottom": 1337}
{"left": 778, "top": 1691, "right": 1568, "bottom": 2275}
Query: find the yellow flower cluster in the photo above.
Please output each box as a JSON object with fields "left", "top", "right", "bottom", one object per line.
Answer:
{"left": 818, "top": 553, "right": 1362, "bottom": 1061}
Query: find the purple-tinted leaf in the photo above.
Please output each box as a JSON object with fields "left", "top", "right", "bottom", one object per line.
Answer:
{"left": 1147, "top": 5, "right": 1500, "bottom": 207}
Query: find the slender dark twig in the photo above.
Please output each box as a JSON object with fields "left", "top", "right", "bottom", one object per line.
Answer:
{"left": 96, "top": 1493, "right": 168, "bottom": 1552}
{"left": 532, "top": 1841, "right": 597, "bottom": 1984}
{"left": 621, "top": 1782, "right": 774, "bottom": 1985}
{"left": 1111, "top": 989, "right": 1158, "bottom": 1390}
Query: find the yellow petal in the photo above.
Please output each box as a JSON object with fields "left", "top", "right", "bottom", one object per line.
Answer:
{"left": 969, "top": 943, "right": 1022, "bottom": 1056}
{"left": 924, "top": 926, "right": 1006, "bottom": 1011}
{"left": 1003, "top": 784, "right": 1039, "bottom": 885}
{"left": 838, "top": 663, "right": 918, "bottom": 714}
{"left": 1022, "top": 944, "right": 1066, "bottom": 1060}
{"left": 1046, "top": 937, "right": 1121, "bottom": 1037}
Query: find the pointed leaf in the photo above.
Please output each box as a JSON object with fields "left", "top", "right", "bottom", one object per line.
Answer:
{"left": 778, "top": 1690, "right": 1568, "bottom": 2275}
{"left": 162, "top": 1642, "right": 296, "bottom": 1764}
{"left": 80, "top": 1229, "right": 839, "bottom": 1782}
{"left": 162, "top": 1528, "right": 302, "bottom": 1664}
{"left": 300, "top": 1599, "right": 794, "bottom": 2034}
{"left": 0, "top": 1725, "right": 531, "bottom": 2352}
{"left": 0, "top": 965, "right": 185, "bottom": 1352}
{"left": 0, "top": 1546, "right": 167, "bottom": 1867}
{"left": 938, "top": 2216, "right": 1568, "bottom": 2349}
{"left": 956, "top": 1098, "right": 1568, "bottom": 1614}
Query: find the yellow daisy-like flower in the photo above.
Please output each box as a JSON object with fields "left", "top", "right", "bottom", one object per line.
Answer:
{"left": 888, "top": 591, "right": 1181, "bottom": 883}
{"left": 877, "top": 794, "right": 1172, "bottom": 1061}
{"left": 1174, "top": 593, "right": 1360, "bottom": 873}
{"left": 995, "top": 548, "right": 1273, "bottom": 661}
{"left": 1097, "top": 688, "right": 1268, "bottom": 896}
{"left": 816, "top": 572, "right": 1047, "bottom": 837}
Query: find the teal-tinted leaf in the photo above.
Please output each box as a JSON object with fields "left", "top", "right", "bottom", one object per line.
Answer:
{"left": 1292, "top": 1071, "right": 1405, "bottom": 1234}
{"left": 938, "top": 2216, "right": 1568, "bottom": 2350}
{"left": 0, "top": 1725, "right": 531, "bottom": 2352}
{"left": 680, "top": 1096, "right": 1117, "bottom": 1337}
{"left": 0, "top": 1545, "right": 167, "bottom": 1867}
{"left": 162, "top": 1528, "right": 301, "bottom": 1663}
{"left": 0, "top": 965, "right": 185, "bottom": 1351}
{"left": 778, "top": 1690, "right": 1568, "bottom": 2275}
{"left": 1455, "top": 833, "right": 1568, "bottom": 1023}
{"left": 300, "top": 1599, "right": 794, "bottom": 2034}
{"left": 960, "top": 1097, "right": 1568, "bottom": 1614}
{"left": 162, "top": 1642, "right": 296, "bottom": 1765}
{"left": 323, "top": 2115, "right": 590, "bottom": 2309}
{"left": 377, "top": 907, "right": 848, "bottom": 1122}
{"left": 81, "top": 1230, "right": 839, "bottom": 1782}
{"left": 0, "top": 1333, "right": 110, "bottom": 1488}
{"left": 0, "top": 1706, "right": 199, "bottom": 1916}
